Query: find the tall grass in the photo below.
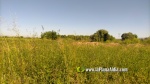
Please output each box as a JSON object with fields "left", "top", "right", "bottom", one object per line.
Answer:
{"left": 0, "top": 38, "right": 150, "bottom": 83}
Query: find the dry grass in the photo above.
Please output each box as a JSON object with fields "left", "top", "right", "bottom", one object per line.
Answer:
{"left": 0, "top": 38, "right": 150, "bottom": 83}
{"left": 73, "top": 42, "right": 101, "bottom": 46}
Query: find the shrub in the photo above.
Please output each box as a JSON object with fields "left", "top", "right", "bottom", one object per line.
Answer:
{"left": 121, "top": 38, "right": 140, "bottom": 44}
{"left": 41, "top": 30, "right": 58, "bottom": 40}
{"left": 121, "top": 32, "right": 137, "bottom": 40}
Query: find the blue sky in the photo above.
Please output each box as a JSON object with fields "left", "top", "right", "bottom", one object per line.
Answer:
{"left": 0, "top": 0, "right": 150, "bottom": 38}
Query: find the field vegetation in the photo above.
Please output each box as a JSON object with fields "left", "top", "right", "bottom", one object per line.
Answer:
{"left": 0, "top": 37, "right": 150, "bottom": 83}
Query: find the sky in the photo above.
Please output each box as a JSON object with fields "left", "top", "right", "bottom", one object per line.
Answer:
{"left": 0, "top": 0, "right": 150, "bottom": 38}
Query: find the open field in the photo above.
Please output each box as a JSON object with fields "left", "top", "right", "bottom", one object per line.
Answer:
{"left": 0, "top": 38, "right": 150, "bottom": 84}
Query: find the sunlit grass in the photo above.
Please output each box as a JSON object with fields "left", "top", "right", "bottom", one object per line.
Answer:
{"left": 0, "top": 38, "right": 150, "bottom": 83}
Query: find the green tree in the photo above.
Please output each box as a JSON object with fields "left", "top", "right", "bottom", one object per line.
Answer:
{"left": 90, "top": 29, "right": 115, "bottom": 42}
{"left": 97, "top": 29, "right": 108, "bottom": 41}
{"left": 90, "top": 33, "right": 98, "bottom": 41}
{"left": 41, "top": 30, "right": 58, "bottom": 40}
{"left": 121, "top": 32, "right": 137, "bottom": 40}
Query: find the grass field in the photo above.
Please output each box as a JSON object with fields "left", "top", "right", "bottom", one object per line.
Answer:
{"left": 0, "top": 38, "right": 150, "bottom": 84}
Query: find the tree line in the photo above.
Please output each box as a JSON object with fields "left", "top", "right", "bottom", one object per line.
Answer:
{"left": 41, "top": 29, "right": 139, "bottom": 42}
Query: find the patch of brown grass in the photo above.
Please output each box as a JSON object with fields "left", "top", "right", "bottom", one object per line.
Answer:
{"left": 72, "top": 42, "right": 100, "bottom": 46}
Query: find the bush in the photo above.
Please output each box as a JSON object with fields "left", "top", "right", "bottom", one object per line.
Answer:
{"left": 90, "top": 29, "right": 115, "bottom": 42}
{"left": 142, "top": 37, "right": 150, "bottom": 44}
{"left": 41, "top": 31, "right": 58, "bottom": 40}
{"left": 121, "top": 38, "right": 140, "bottom": 44}
{"left": 121, "top": 32, "right": 137, "bottom": 40}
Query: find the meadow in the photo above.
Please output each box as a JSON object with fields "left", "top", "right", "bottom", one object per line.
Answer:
{"left": 0, "top": 37, "right": 150, "bottom": 84}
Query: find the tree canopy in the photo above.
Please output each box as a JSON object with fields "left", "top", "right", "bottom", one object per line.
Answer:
{"left": 121, "top": 32, "right": 137, "bottom": 40}
{"left": 41, "top": 31, "right": 58, "bottom": 40}
{"left": 90, "top": 29, "right": 115, "bottom": 42}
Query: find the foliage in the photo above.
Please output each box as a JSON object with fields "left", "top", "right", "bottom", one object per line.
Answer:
{"left": 141, "top": 36, "right": 150, "bottom": 44}
{"left": 121, "top": 38, "right": 140, "bottom": 44}
{"left": 60, "top": 35, "right": 90, "bottom": 41}
{"left": 0, "top": 38, "right": 150, "bottom": 83}
{"left": 121, "top": 32, "right": 137, "bottom": 40}
{"left": 60, "top": 35, "right": 67, "bottom": 38}
{"left": 90, "top": 29, "right": 115, "bottom": 42}
{"left": 0, "top": 38, "right": 149, "bottom": 83}
{"left": 41, "top": 30, "right": 58, "bottom": 40}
